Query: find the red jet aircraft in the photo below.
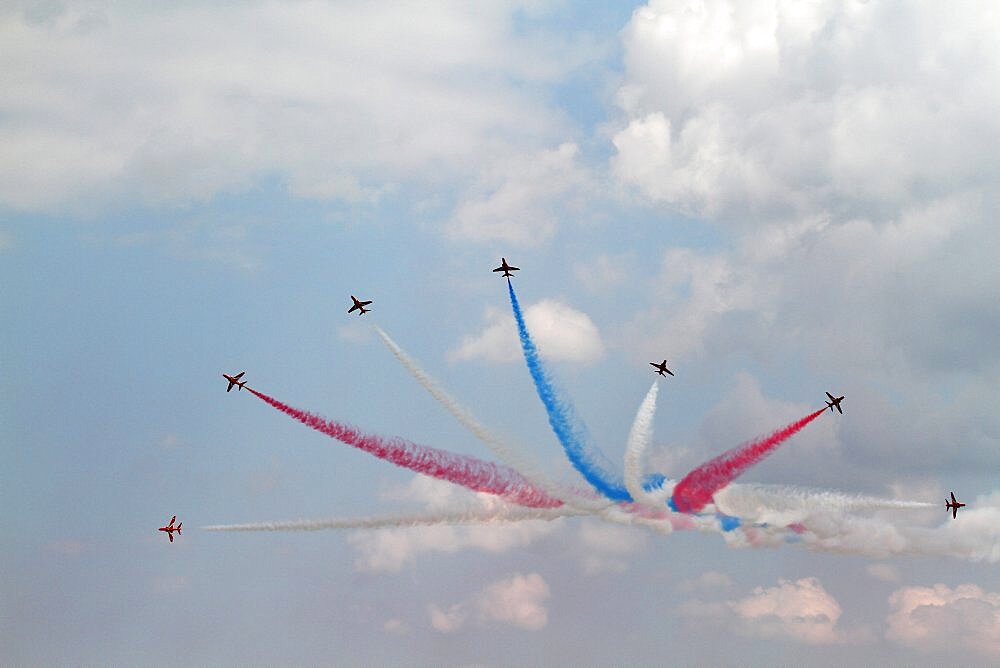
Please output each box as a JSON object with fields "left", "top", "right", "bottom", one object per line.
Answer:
{"left": 945, "top": 492, "right": 966, "bottom": 519}
{"left": 158, "top": 515, "right": 182, "bottom": 542}
{"left": 223, "top": 371, "right": 247, "bottom": 392}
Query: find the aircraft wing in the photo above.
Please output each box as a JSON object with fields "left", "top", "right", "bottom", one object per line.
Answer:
{"left": 168, "top": 532, "right": 174, "bottom": 542}
{"left": 233, "top": 372, "right": 244, "bottom": 380}
{"left": 826, "top": 392, "right": 835, "bottom": 401}
{"left": 953, "top": 506, "right": 958, "bottom": 519}
{"left": 951, "top": 492, "right": 958, "bottom": 503}
{"left": 836, "top": 404, "right": 843, "bottom": 414}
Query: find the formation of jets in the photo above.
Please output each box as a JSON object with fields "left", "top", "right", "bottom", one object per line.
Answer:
{"left": 222, "top": 371, "right": 247, "bottom": 392}
{"left": 348, "top": 295, "right": 373, "bottom": 315}
{"left": 158, "top": 515, "right": 182, "bottom": 542}
{"left": 946, "top": 492, "right": 966, "bottom": 519}
{"left": 168, "top": 258, "right": 968, "bottom": 541}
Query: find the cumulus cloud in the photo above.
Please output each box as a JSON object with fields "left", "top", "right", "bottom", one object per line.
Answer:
{"left": 886, "top": 584, "right": 1000, "bottom": 658}
{"left": 612, "top": 1, "right": 1000, "bottom": 224}
{"left": 346, "top": 476, "right": 561, "bottom": 573}
{"left": 611, "top": 4, "right": 1000, "bottom": 485}
{"left": 477, "top": 573, "right": 550, "bottom": 630}
{"left": 450, "top": 300, "right": 605, "bottom": 364}
{"left": 729, "top": 578, "right": 857, "bottom": 645}
{"left": 0, "top": 2, "right": 594, "bottom": 214}
{"left": 680, "top": 577, "right": 866, "bottom": 646}
{"left": 429, "top": 573, "right": 551, "bottom": 633}
{"left": 428, "top": 603, "right": 469, "bottom": 633}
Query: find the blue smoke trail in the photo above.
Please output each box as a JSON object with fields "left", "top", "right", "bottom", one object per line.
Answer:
{"left": 506, "top": 278, "right": 632, "bottom": 501}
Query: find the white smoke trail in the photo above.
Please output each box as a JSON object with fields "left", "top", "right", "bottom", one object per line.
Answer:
{"left": 713, "top": 483, "right": 934, "bottom": 526}
{"left": 796, "top": 492, "right": 1000, "bottom": 562}
{"left": 372, "top": 324, "right": 610, "bottom": 511}
{"left": 203, "top": 506, "right": 587, "bottom": 532}
{"left": 623, "top": 381, "right": 660, "bottom": 508}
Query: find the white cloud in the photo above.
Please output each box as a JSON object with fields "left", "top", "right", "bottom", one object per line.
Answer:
{"left": 612, "top": 1, "right": 1000, "bottom": 224}
{"left": 728, "top": 578, "right": 852, "bottom": 645}
{"left": 0, "top": 2, "right": 593, "bottom": 214}
{"left": 428, "top": 603, "right": 468, "bottom": 633}
{"left": 447, "top": 143, "right": 592, "bottom": 246}
{"left": 347, "top": 476, "right": 560, "bottom": 573}
{"left": 679, "top": 577, "right": 870, "bottom": 646}
{"left": 429, "top": 573, "right": 551, "bottom": 633}
{"left": 450, "top": 300, "right": 605, "bottom": 364}
{"left": 886, "top": 584, "right": 1000, "bottom": 658}
{"left": 476, "top": 573, "right": 550, "bottom": 631}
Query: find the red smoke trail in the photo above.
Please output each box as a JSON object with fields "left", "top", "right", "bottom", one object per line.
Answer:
{"left": 246, "top": 388, "right": 564, "bottom": 509}
{"left": 671, "top": 408, "right": 826, "bottom": 514}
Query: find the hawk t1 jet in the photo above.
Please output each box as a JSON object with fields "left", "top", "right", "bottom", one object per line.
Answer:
{"left": 649, "top": 360, "right": 674, "bottom": 377}
{"left": 492, "top": 257, "right": 519, "bottom": 278}
{"left": 223, "top": 371, "right": 247, "bottom": 392}
{"left": 825, "top": 392, "right": 845, "bottom": 414}
{"left": 945, "top": 492, "right": 966, "bottom": 519}
{"left": 348, "top": 295, "right": 373, "bottom": 315}
{"left": 158, "top": 515, "right": 182, "bottom": 543}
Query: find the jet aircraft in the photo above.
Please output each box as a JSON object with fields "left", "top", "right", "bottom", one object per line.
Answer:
{"left": 650, "top": 360, "right": 674, "bottom": 377}
{"left": 158, "top": 515, "right": 182, "bottom": 542}
{"left": 492, "top": 257, "right": 519, "bottom": 278}
{"left": 825, "top": 392, "right": 845, "bottom": 414}
{"left": 223, "top": 371, "right": 247, "bottom": 392}
{"left": 348, "top": 295, "right": 373, "bottom": 315}
{"left": 945, "top": 492, "right": 966, "bottom": 519}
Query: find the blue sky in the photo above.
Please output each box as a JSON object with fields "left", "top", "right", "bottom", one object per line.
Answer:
{"left": 4, "top": 1, "right": 1000, "bottom": 664}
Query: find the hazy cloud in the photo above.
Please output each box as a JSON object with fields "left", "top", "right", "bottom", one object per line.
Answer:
{"left": 447, "top": 142, "right": 592, "bottom": 246}
{"left": 576, "top": 519, "right": 648, "bottom": 575}
{"left": 0, "top": 2, "right": 592, "bottom": 214}
{"left": 865, "top": 564, "right": 901, "bottom": 584}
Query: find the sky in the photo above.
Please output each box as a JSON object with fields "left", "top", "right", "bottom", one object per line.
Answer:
{"left": 3, "top": 1, "right": 1000, "bottom": 664}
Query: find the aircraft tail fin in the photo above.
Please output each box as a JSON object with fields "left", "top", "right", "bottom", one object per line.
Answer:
{"left": 177, "top": 524, "right": 182, "bottom": 533}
